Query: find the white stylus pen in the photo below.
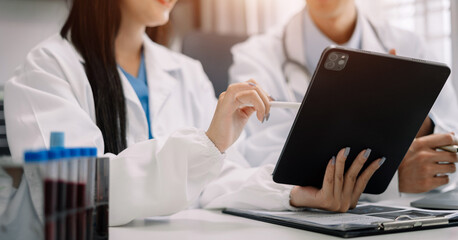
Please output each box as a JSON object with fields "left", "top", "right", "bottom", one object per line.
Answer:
{"left": 438, "top": 145, "right": 458, "bottom": 153}
{"left": 240, "top": 101, "right": 301, "bottom": 109}
{"left": 270, "top": 101, "right": 301, "bottom": 109}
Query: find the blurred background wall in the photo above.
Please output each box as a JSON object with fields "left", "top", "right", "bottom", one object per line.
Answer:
{"left": 0, "top": 0, "right": 69, "bottom": 90}
{"left": 1, "top": 0, "right": 457, "bottom": 93}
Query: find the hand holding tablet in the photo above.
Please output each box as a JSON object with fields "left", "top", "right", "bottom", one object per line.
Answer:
{"left": 273, "top": 46, "right": 451, "bottom": 194}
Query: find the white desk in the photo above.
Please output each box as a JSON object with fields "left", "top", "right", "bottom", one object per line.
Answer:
{"left": 110, "top": 196, "right": 458, "bottom": 240}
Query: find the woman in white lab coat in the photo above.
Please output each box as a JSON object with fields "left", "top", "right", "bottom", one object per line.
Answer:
{"left": 230, "top": 0, "right": 458, "bottom": 200}
{"left": 4, "top": 0, "right": 384, "bottom": 227}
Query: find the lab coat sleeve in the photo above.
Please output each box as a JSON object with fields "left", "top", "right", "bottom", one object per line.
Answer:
{"left": 413, "top": 35, "right": 458, "bottom": 134}
{"left": 428, "top": 77, "right": 458, "bottom": 134}
{"left": 231, "top": 41, "right": 275, "bottom": 87}
{"left": 194, "top": 47, "right": 296, "bottom": 210}
{"left": 110, "top": 128, "right": 224, "bottom": 226}
{"left": 427, "top": 66, "right": 458, "bottom": 190}
{"left": 4, "top": 46, "right": 225, "bottom": 226}
{"left": 200, "top": 160, "right": 295, "bottom": 211}
{"left": 184, "top": 55, "right": 295, "bottom": 211}
{"left": 229, "top": 33, "right": 286, "bottom": 101}
{"left": 229, "top": 34, "right": 298, "bottom": 167}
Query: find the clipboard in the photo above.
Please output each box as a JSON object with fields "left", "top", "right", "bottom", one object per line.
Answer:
{"left": 223, "top": 204, "right": 458, "bottom": 238}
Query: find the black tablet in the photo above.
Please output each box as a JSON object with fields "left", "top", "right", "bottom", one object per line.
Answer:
{"left": 272, "top": 46, "right": 451, "bottom": 194}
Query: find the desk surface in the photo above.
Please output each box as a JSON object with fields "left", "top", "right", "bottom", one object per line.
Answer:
{"left": 110, "top": 196, "right": 458, "bottom": 240}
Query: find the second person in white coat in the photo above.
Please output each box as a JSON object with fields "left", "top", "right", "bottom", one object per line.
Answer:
{"left": 4, "top": 0, "right": 384, "bottom": 226}
{"left": 230, "top": 0, "right": 458, "bottom": 200}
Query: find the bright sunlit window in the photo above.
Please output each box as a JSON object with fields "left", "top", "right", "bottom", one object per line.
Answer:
{"left": 358, "top": 0, "right": 452, "bottom": 65}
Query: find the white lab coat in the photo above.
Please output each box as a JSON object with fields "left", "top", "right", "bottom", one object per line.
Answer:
{"left": 230, "top": 10, "right": 458, "bottom": 200}
{"left": 0, "top": 170, "right": 42, "bottom": 240}
{"left": 4, "top": 34, "right": 294, "bottom": 226}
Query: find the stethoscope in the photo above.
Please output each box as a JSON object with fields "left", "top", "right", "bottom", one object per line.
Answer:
{"left": 281, "top": 11, "right": 391, "bottom": 84}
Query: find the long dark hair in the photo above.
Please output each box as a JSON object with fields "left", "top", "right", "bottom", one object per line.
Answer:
{"left": 60, "top": 0, "right": 171, "bottom": 154}
{"left": 61, "top": 0, "right": 126, "bottom": 154}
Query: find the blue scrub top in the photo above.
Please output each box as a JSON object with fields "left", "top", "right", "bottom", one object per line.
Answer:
{"left": 120, "top": 53, "right": 153, "bottom": 139}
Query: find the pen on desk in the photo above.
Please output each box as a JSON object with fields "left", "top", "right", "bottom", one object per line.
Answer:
{"left": 438, "top": 145, "right": 458, "bottom": 153}
{"left": 240, "top": 101, "right": 301, "bottom": 110}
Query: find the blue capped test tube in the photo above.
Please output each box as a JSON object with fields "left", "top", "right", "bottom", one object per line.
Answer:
{"left": 66, "top": 148, "right": 80, "bottom": 240}
{"left": 49, "top": 131, "right": 68, "bottom": 240}
{"left": 24, "top": 150, "right": 58, "bottom": 240}
{"left": 84, "top": 147, "right": 97, "bottom": 240}
{"left": 77, "top": 148, "right": 89, "bottom": 240}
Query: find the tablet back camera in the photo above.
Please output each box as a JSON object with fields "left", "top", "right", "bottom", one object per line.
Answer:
{"left": 325, "top": 52, "right": 349, "bottom": 71}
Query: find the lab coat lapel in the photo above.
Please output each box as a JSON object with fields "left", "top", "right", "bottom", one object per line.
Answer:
{"left": 142, "top": 36, "right": 180, "bottom": 122}
{"left": 116, "top": 36, "right": 181, "bottom": 142}
{"left": 118, "top": 70, "right": 143, "bottom": 111}
{"left": 118, "top": 69, "right": 149, "bottom": 142}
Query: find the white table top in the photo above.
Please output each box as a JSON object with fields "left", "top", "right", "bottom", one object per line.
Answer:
{"left": 110, "top": 194, "right": 458, "bottom": 240}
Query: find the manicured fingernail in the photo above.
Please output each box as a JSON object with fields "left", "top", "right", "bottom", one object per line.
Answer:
{"left": 379, "top": 157, "right": 386, "bottom": 166}
{"left": 331, "top": 156, "right": 336, "bottom": 165}
{"left": 248, "top": 82, "right": 256, "bottom": 87}
{"left": 262, "top": 115, "right": 266, "bottom": 123}
{"left": 344, "top": 147, "right": 350, "bottom": 157}
{"left": 363, "top": 148, "right": 372, "bottom": 159}
{"left": 266, "top": 113, "right": 270, "bottom": 121}
{"left": 269, "top": 95, "right": 276, "bottom": 101}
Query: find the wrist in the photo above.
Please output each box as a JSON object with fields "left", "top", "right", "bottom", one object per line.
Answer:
{"left": 289, "top": 186, "right": 299, "bottom": 207}
{"left": 205, "top": 130, "right": 226, "bottom": 153}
